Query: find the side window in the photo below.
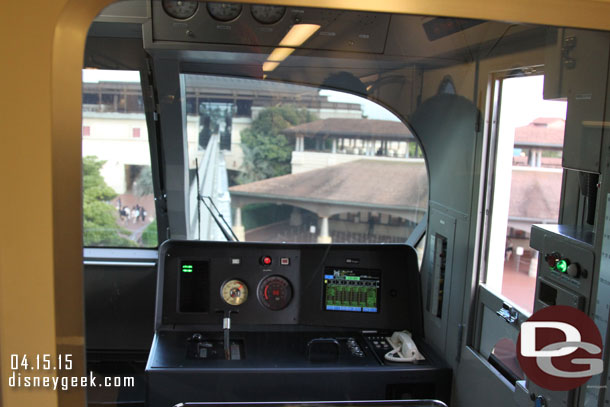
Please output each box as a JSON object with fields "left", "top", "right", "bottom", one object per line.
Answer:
{"left": 183, "top": 75, "right": 429, "bottom": 246}
{"left": 483, "top": 74, "right": 566, "bottom": 313}
{"left": 82, "top": 69, "right": 157, "bottom": 248}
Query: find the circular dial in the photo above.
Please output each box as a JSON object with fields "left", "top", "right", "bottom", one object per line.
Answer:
{"left": 207, "top": 2, "right": 243, "bottom": 22}
{"left": 258, "top": 276, "right": 293, "bottom": 311}
{"left": 162, "top": 0, "right": 199, "bottom": 20}
{"left": 251, "top": 5, "right": 286, "bottom": 24}
{"left": 221, "top": 279, "right": 248, "bottom": 306}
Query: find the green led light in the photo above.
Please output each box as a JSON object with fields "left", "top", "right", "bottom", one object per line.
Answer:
{"left": 556, "top": 260, "right": 568, "bottom": 273}
{"left": 182, "top": 264, "right": 193, "bottom": 273}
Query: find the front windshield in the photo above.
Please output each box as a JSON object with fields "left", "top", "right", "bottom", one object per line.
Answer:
{"left": 75, "top": 2, "right": 610, "bottom": 407}
{"left": 183, "top": 74, "right": 428, "bottom": 245}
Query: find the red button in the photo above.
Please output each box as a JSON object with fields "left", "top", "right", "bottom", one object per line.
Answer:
{"left": 261, "top": 256, "right": 272, "bottom": 265}
{"left": 545, "top": 252, "right": 560, "bottom": 268}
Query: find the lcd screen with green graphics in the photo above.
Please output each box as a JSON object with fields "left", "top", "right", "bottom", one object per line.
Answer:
{"left": 323, "top": 268, "right": 381, "bottom": 313}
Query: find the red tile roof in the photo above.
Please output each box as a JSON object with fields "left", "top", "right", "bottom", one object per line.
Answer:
{"left": 514, "top": 118, "right": 564, "bottom": 147}
{"left": 231, "top": 160, "right": 561, "bottom": 223}
{"left": 531, "top": 117, "right": 564, "bottom": 125}
{"left": 282, "top": 118, "right": 415, "bottom": 141}
{"left": 230, "top": 159, "right": 428, "bottom": 209}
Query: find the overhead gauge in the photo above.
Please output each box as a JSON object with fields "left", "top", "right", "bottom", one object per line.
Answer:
{"left": 162, "top": 0, "right": 199, "bottom": 20}
{"left": 258, "top": 276, "right": 293, "bottom": 311}
{"left": 207, "top": 2, "right": 243, "bottom": 22}
{"left": 221, "top": 279, "right": 248, "bottom": 306}
{"left": 251, "top": 5, "right": 286, "bottom": 24}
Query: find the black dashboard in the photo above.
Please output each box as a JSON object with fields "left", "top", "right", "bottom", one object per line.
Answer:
{"left": 146, "top": 241, "right": 448, "bottom": 406}
{"left": 156, "top": 240, "right": 423, "bottom": 332}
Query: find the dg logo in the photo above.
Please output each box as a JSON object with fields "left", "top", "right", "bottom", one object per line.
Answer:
{"left": 517, "top": 305, "right": 604, "bottom": 391}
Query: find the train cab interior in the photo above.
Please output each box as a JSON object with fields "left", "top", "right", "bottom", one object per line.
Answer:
{"left": 3, "top": 1, "right": 610, "bottom": 407}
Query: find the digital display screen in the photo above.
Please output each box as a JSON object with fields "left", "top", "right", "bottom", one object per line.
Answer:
{"left": 323, "top": 268, "right": 380, "bottom": 313}
{"left": 179, "top": 261, "right": 209, "bottom": 313}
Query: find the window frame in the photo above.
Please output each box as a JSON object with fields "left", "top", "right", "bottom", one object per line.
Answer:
{"left": 477, "top": 66, "right": 548, "bottom": 310}
{"left": 179, "top": 71, "right": 431, "bottom": 247}
{"left": 473, "top": 67, "right": 552, "bottom": 352}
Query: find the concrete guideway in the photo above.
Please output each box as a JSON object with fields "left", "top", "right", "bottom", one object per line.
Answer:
{"left": 189, "top": 134, "right": 233, "bottom": 241}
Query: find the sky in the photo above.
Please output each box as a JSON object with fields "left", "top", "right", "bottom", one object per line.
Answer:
{"left": 319, "top": 89, "right": 401, "bottom": 121}
{"left": 499, "top": 75, "right": 567, "bottom": 142}
{"left": 82, "top": 69, "right": 140, "bottom": 83}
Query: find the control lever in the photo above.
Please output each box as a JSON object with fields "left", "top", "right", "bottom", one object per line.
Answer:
{"left": 217, "top": 310, "right": 237, "bottom": 360}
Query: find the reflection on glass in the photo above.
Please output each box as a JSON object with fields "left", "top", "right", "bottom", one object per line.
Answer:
{"left": 183, "top": 75, "right": 429, "bottom": 246}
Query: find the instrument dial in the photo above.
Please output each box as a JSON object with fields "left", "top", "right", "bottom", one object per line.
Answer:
{"left": 207, "top": 2, "right": 243, "bottom": 22}
{"left": 221, "top": 279, "right": 248, "bottom": 306}
{"left": 251, "top": 5, "right": 286, "bottom": 24}
{"left": 162, "top": 0, "right": 199, "bottom": 20}
{"left": 258, "top": 276, "right": 293, "bottom": 311}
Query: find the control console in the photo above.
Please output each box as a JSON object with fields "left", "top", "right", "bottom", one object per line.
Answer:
{"left": 156, "top": 240, "right": 422, "bottom": 330}
{"left": 146, "top": 241, "right": 450, "bottom": 406}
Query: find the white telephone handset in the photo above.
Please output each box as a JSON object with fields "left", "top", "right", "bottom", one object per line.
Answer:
{"left": 384, "top": 331, "right": 425, "bottom": 362}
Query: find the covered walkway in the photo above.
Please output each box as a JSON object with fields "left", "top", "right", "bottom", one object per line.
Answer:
{"left": 230, "top": 159, "right": 428, "bottom": 242}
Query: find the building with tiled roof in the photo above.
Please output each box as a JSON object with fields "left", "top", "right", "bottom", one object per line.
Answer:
{"left": 230, "top": 159, "right": 428, "bottom": 242}
{"left": 513, "top": 117, "right": 564, "bottom": 167}
{"left": 283, "top": 118, "right": 415, "bottom": 140}
{"left": 283, "top": 118, "right": 421, "bottom": 173}
{"left": 229, "top": 157, "right": 559, "bottom": 242}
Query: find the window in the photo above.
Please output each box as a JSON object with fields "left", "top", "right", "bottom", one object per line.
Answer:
{"left": 183, "top": 75, "right": 428, "bottom": 246}
{"left": 484, "top": 74, "right": 567, "bottom": 313}
{"left": 82, "top": 69, "right": 157, "bottom": 248}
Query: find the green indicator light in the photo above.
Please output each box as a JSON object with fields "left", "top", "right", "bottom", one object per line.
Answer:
{"left": 182, "top": 264, "right": 194, "bottom": 273}
{"left": 345, "top": 276, "right": 360, "bottom": 281}
{"left": 556, "top": 260, "right": 568, "bottom": 273}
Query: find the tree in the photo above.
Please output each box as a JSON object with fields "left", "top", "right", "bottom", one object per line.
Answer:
{"left": 133, "top": 166, "right": 154, "bottom": 197}
{"left": 141, "top": 219, "right": 157, "bottom": 247}
{"left": 237, "top": 106, "right": 316, "bottom": 183}
{"left": 83, "top": 156, "right": 136, "bottom": 247}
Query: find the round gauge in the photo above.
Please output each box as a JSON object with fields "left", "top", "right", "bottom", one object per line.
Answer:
{"left": 162, "top": 0, "right": 199, "bottom": 20}
{"left": 221, "top": 279, "right": 248, "bottom": 306}
{"left": 258, "top": 276, "right": 293, "bottom": 311}
{"left": 251, "top": 5, "right": 286, "bottom": 24}
{"left": 207, "top": 2, "right": 243, "bottom": 22}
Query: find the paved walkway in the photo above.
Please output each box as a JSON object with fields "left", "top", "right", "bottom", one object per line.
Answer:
{"left": 111, "top": 193, "right": 155, "bottom": 243}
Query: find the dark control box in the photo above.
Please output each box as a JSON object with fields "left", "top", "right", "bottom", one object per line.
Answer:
{"left": 147, "top": 241, "right": 449, "bottom": 407}
{"left": 155, "top": 240, "right": 423, "bottom": 333}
